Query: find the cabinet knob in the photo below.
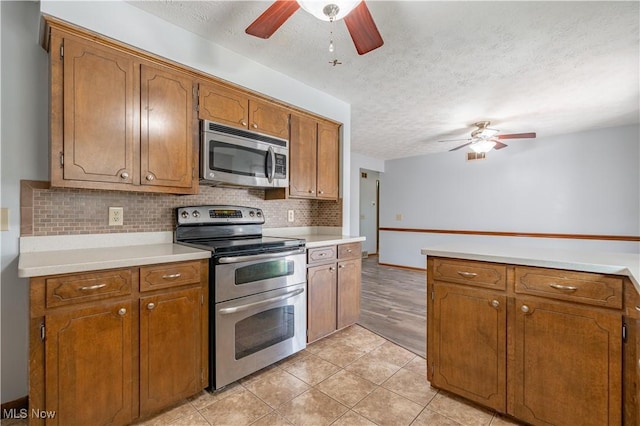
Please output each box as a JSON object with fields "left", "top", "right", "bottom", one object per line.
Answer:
{"left": 241, "top": 120, "right": 248, "bottom": 126}
{"left": 118, "top": 308, "right": 127, "bottom": 316}
{"left": 521, "top": 305, "right": 530, "bottom": 313}
{"left": 309, "top": 190, "right": 315, "bottom": 194}
{"left": 635, "top": 305, "right": 640, "bottom": 312}
{"left": 329, "top": 266, "right": 336, "bottom": 271}
{"left": 319, "top": 190, "right": 324, "bottom": 195}
{"left": 339, "top": 264, "right": 345, "bottom": 269}
{"left": 146, "top": 173, "right": 155, "bottom": 181}
{"left": 147, "top": 303, "right": 155, "bottom": 310}
{"left": 252, "top": 123, "right": 258, "bottom": 129}
{"left": 490, "top": 299, "right": 500, "bottom": 309}
{"left": 120, "top": 171, "right": 129, "bottom": 180}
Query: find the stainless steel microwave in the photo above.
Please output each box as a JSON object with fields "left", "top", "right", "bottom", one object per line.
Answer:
{"left": 200, "top": 120, "right": 288, "bottom": 188}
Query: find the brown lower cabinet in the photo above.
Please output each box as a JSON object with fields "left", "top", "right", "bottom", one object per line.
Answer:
{"left": 427, "top": 257, "right": 638, "bottom": 426}
{"left": 29, "top": 260, "right": 208, "bottom": 426}
{"left": 307, "top": 242, "right": 362, "bottom": 343}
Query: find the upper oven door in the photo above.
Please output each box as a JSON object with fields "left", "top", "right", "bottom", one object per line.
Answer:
{"left": 201, "top": 130, "right": 288, "bottom": 188}
{"left": 214, "top": 250, "right": 306, "bottom": 302}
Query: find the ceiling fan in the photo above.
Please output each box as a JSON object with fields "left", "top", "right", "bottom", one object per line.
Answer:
{"left": 439, "top": 121, "right": 537, "bottom": 153}
{"left": 245, "top": 0, "right": 384, "bottom": 55}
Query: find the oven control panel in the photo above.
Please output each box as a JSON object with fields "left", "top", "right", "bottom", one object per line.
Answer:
{"left": 176, "top": 205, "right": 264, "bottom": 225}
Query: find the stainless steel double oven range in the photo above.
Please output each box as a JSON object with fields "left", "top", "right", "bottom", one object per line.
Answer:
{"left": 175, "top": 205, "right": 306, "bottom": 390}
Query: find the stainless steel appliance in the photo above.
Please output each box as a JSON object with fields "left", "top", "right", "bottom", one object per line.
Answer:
{"left": 175, "top": 205, "right": 306, "bottom": 389}
{"left": 200, "top": 121, "right": 288, "bottom": 188}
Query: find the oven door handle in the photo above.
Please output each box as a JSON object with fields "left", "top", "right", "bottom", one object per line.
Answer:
{"left": 217, "top": 248, "right": 305, "bottom": 264}
{"left": 218, "top": 288, "right": 304, "bottom": 315}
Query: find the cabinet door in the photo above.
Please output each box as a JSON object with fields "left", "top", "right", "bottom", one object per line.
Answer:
{"left": 316, "top": 121, "right": 340, "bottom": 200}
{"left": 289, "top": 114, "right": 318, "bottom": 198}
{"left": 307, "top": 264, "right": 337, "bottom": 342}
{"left": 139, "top": 287, "right": 202, "bottom": 416}
{"left": 249, "top": 98, "right": 289, "bottom": 139}
{"left": 337, "top": 258, "right": 361, "bottom": 329}
{"left": 45, "top": 301, "right": 133, "bottom": 426}
{"left": 140, "top": 64, "right": 196, "bottom": 193}
{"left": 61, "top": 35, "right": 135, "bottom": 186}
{"left": 198, "top": 83, "right": 249, "bottom": 129}
{"left": 510, "top": 297, "right": 622, "bottom": 426}
{"left": 431, "top": 283, "right": 506, "bottom": 412}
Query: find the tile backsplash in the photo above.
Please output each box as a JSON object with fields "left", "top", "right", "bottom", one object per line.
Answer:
{"left": 25, "top": 183, "right": 342, "bottom": 236}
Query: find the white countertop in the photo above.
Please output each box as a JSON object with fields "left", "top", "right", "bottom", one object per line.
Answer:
{"left": 18, "top": 232, "right": 211, "bottom": 278}
{"left": 264, "top": 228, "right": 365, "bottom": 248}
{"left": 421, "top": 243, "right": 640, "bottom": 292}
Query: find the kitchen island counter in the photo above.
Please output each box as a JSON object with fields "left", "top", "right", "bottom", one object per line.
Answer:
{"left": 421, "top": 243, "right": 639, "bottom": 292}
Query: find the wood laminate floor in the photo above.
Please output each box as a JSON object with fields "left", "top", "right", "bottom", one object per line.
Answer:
{"left": 357, "top": 256, "right": 427, "bottom": 358}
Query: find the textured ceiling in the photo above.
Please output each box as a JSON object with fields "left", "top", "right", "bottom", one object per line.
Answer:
{"left": 128, "top": 1, "right": 639, "bottom": 160}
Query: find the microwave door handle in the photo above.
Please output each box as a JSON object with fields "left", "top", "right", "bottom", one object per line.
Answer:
{"left": 266, "top": 146, "right": 275, "bottom": 183}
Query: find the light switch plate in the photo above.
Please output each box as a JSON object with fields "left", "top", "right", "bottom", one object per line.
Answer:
{"left": 0, "top": 208, "right": 8, "bottom": 231}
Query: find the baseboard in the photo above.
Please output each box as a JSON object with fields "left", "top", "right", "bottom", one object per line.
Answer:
{"left": 377, "top": 262, "right": 425, "bottom": 272}
{"left": 1, "top": 396, "right": 29, "bottom": 419}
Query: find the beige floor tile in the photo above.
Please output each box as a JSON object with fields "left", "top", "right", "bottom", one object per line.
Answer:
{"left": 277, "top": 389, "right": 348, "bottom": 426}
{"left": 239, "top": 365, "right": 282, "bottom": 387}
{"left": 343, "top": 352, "right": 401, "bottom": 385}
{"left": 368, "top": 341, "right": 416, "bottom": 367}
{"left": 403, "top": 355, "right": 428, "bottom": 377}
{"left": 282, "top": 354, "right": 341, "bottom": 386}
{"left": 188, "top": 384, "right": 244, "bottom": 411}
{"left": 244, "top": 369, "right": 311, "bottom": 408}
{"left": 312, "top": 341, "right": 367, "bottom": 367}
{"left": 411, "top": 408, "right": 463, "bottom": 426}
{"left": 167, "top": 411, "right": 211, "bottom": 425}
{"left": 427, "top": 393, "right": 494, "bottom": 426}
{"left": 382, "top": 368, "right": 438, "bottom": 406}
{"left": 277, "top": 350, "right": 312, "bottom": 368}
{"left": 353, "top": 387, "right": 424, "bottom": 426}
{"left": 335, "top": 326, "right": 387, "bottom": 352}
{"left": 490, "top": 414, "right": 525, "bottom": 425}
{"left": 315, "top": 369, "right": 377, "bottom": 407}
{"left": 331, "top": 410, "right": 377, "bottom": 426}
{"left": 137, "top": 400, "right": 197, "bottom": 425}
{"left": 305, "top": 337, "right": 341, "bottom": 354}
{"left": 250, "top": 412, "right": 294, "bottom": 426}
{"left": 200, "top": 389, "right": 273, "bottom": 426}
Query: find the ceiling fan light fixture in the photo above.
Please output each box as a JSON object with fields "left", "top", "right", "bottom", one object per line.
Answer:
{"left": 297, "top": 0, "right": 360, "bottom": 21}
{"left": 469, "top": 139, "right": 497, "bottom": 153}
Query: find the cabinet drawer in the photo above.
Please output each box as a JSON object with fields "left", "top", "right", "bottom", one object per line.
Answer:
{"left": 307, "top": 246, "right": 337, "bottom": 265}
{"left": 515, "top": 266, "right": 623, "bottom": 309}
{"left": 433, "top": 258, "right": 506, "bottom": 290}
{"left": 140, "top": 261, "right": 201, "bottom": 292}
{"left": 338, "top": 242, "right": 361, "bottom": 260}
{"left": 46, "top": 269, "right": 132, "bottom": 308}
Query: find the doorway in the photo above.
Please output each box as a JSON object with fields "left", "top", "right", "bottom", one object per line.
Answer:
{"left": 359, "top": 169, "right": 379, "bottom": 256}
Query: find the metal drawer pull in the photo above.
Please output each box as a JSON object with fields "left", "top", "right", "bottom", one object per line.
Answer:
{"left": 147, "top": 303, "right": 155, "bottom": 310}
{"left": 162, "top": 273, "right": 182, "bottom": 280}
{"left": 491, "top": 300, "right": 500, "bottom": 309}
{"left": 457, "top": 271, "right": 478, "bottom": 278}
{"left": 118, "top": 308, "right": 127, "bottom": 316}
{"left": 79, "top": 283, "right": 107, "bottom": 291}
{"left": 219, "top": 288, "right": 304, "bottom": 315}
{"left": 347, "top": 249, "right": 353, "bottom": 253}
{"left": 549, "top": 283, "right": 578, "bottom": 292}
{"left": 318, "top": 253, "right": 327, "bottom": 256}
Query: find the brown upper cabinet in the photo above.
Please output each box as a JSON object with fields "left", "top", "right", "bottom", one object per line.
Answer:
{"left": 276, "top": 114, "right": 340, "bottom": 200}
{"left": 198, "top": 82, "right": 289, "bottom": 140}
{"left": 48, "top": 28, "right": 198, "bottom": 194}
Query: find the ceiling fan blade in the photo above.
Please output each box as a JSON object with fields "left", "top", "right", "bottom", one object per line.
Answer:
{"left": 449, "top": 142, "right": 473, "bottom": 152}
{"left": 497, "top": 132, "right": 536, "bottom": 140}
{"left": 439, "top": 138, "right": 472, "bottom": 143}
{"left": 245, "top": 1, "right": 300, "bottom": 39}
{"left": 493, "top": 141, "right": 508, "bottom": 150}
{"left": 344, "top": 1, "right": 384, "bottom": 55}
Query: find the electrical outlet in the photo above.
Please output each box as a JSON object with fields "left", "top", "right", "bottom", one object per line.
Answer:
{"left": 287, "top": 210, "right": 295, "bottom": 222}
{"left": 109, "top": 207, "right": 124, "bottom": 226}
{"left": 395, "top": 213, "right": 403, "bottom": 221}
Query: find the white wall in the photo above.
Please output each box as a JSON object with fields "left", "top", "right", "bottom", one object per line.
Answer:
{"left": 379, "top": 125, "right": 640, "bottom": 268}
{"left": 359, "top": 170, "right": 379, "bottom": 254}
{"left": 350, "top": 152, "right": 385, "bottom": 237}
{"left": 1, "top": 1, "right": 50, "bottom": 403}
{"left": 0, "top": 0, "right": 352, "bottom": 402}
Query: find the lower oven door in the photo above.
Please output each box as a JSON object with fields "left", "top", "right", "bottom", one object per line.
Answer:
{"left": 213, "top": 282, "right": 306, "bottom": 389}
